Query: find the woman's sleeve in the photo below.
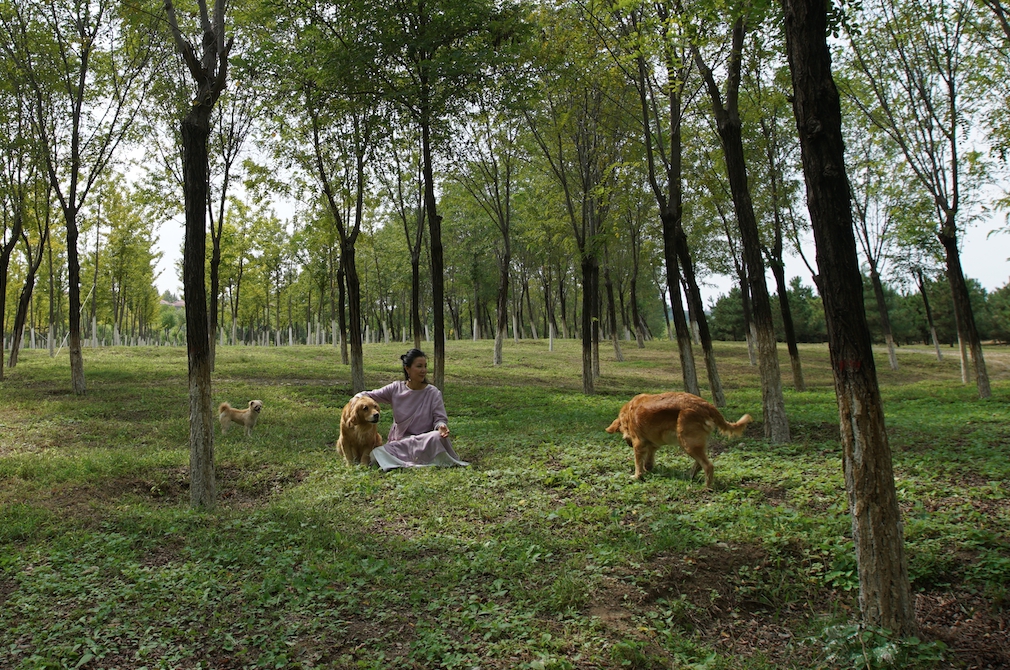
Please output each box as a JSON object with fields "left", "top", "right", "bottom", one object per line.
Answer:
{"left": 431, "top": 388, "right": 449, "bottom": 430}
{"left": 356, "top": 382, "right": 397, "bottom": 405}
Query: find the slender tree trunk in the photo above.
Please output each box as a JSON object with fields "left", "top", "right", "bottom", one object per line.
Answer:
{"left": 714, "top": 119, "right": 787, "bottom": 439}
{"left": 661, "top": 214, "right": 699, "bottom": 394}
{"left": 580, "top": 254, "right": 597, "bottom": 394}
{"left": 868, "top": 266, "right": 898, "bottom": 371}
{"left": 8, "top": 229, "right": 46, "bottom": 370}
{"left": 337, "top": 262, "right": 349, "bottom": 364}
{"left": 181, "top": 109, "right": 216, "bottom": 510}
{"left": 629, "top": 270, "right": 645, "bottom": 348}
{"left": 494, "top": 254, "right": 509, "bottom": 365}
{"left": 770, "top": 260, "right": 806, "bottom": 391}
{"left": 938, "top": 229, "right": 990, "bottom": 397}
{"left": 696, "top": 21, "right": 788, "bottom": 441}
{"left": 676, "top": 233, "right": 725, "bottom": 405}
{"left": 916, "top": 269, "right": 942, "bottom": 361}
{"left": 603, "top": 261, "right": 623, "bottom": 362}
{"left": 782, "top": 0, "right": 916, "bottom": 636}
{"left": 420, "top": 98, "right": 445, "bottom": 390}
{"left": 65, "top": 213, "right": 86, "bottom": 394}
{"left": 0, "top": 212, "right": 23, "bottom": 380}
{"left": 345, "top": 241, "right": 365, "bottom": 391}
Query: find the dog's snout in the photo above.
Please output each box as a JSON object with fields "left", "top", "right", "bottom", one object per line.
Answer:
{"left": 370, "top": 412, "right": 380, "bottom": 423}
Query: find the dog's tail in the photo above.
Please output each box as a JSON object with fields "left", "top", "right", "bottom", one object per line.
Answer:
{"left": 715, "top": 412, "right": 752, "bottom": 438}
{"left": 218, "top": 402, "right": 231, "bottom": 415}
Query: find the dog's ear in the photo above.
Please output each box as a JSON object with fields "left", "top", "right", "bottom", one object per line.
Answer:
{"left": 347, "top": 399, "right": 363, "bottom": 425}
{"left": 605, "top": 417, "right": 622, "bottom": 433}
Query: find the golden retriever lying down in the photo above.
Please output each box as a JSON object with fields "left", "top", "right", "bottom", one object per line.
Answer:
{"left": 606, "top": 392, "right": 752, "bottom": 488}
{"left": 337, "top": 395, "right": 384, "bottom": 465}
{"left": 219, "top": 400, "right": 264, "bottom": 436}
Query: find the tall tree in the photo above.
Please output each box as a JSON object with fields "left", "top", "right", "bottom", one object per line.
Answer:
{"left": 7, "top": 185, "right": 51, "bottom": 369}
{"left": 375, "top": 123, "right": 427, "bottom": 352}
{"left": 844, "top": 0, "right": 991, "bottom": 397}
{"left": 845, "top": 124, "right": 907, "bottom": 371}
{"left": 781, "top": 0, "right": 917, "bottom": 637}
{"left": 0, "top": 45, "right": 37, "bottom": 380}
{"left": 526, "top": 3, "right": 628, "bottom": 394}
{"left": 693, "top": 10, "right": 789, "bottom": 440}
{"left": 207, "top": 62, "right": 257, "bottom": 368}
{"left": 0, "top": 0, "right": 157, "bottom": 394}
{"left": 164, "top": 0, "right": 231, "bottom": 508}
{"left": 603, "top": 0, "right": 714, "bottom": 401}
{"left": 448, "top": 95, "right": 521, "bottom": 366}
{"left": 742, "top": 51, "right": 807, "bottom": 392}
{"left": 364, "top": 0, "right": 524, "bottom": 390}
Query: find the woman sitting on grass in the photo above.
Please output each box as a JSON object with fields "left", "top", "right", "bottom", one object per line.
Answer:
{"left": 355, "top": 348, "right": 469, "bottom": 471}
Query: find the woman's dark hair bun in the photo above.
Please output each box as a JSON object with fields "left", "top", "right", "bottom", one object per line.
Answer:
{"left": 401, "top": 348, "right": 426, "bottom": 379}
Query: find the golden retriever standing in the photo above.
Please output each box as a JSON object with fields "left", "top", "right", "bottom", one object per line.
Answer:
{"left": 337, "top": 395, "right": 384, "bottom": 465}
{"left": 606, "top": 392, "right": 752, "bottom": 488}
{"left": 218, "top": 400, "right": 264, "bottom": 436}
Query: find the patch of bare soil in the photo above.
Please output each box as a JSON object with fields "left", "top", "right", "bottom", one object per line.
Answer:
{"left": 918, "top": 591, "right": 1010, "bottom": 670}
{"left": 589, "top": 542, "right": 1010, "bottom": 669}
{"left": 588, "top": 543, "right": 822, "bottom": 667}
{"left": 28, "top": 465, "right": 308, "bottom": 520}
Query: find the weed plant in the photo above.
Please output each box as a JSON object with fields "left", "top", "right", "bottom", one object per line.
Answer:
{"left": 0, "top": 340, "right": 1007, "bottom": 669}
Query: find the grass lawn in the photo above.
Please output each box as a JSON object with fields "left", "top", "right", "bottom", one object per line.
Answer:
{"left": 1, "top": 339, "right": 1008, "bottom": 669}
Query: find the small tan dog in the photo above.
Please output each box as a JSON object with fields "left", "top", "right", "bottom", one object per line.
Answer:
{"left": 606, "top": 392, "right": 752, "bottom": 488}
{"left": 218, "top": 400, "right": 264, "bottom": 436}
{"left": 337, "top": 395, "right": 383, "bottom": 465}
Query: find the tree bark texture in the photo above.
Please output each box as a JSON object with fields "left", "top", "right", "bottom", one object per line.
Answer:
{"left": 580, "top": 254, "right": 598, "bottom": 394}
{"left": 660, "top": 215, "right": 699, "bottom": 396}
{"left": 65, "top": 216, "right": 86, "bottom": 394}
{"left": 343, "top": 240, "right": 365, "bottom": 392}
{"left": 868, "top": 267, "right": 898, "bottom": 371}
{"left": 916, "top": 270, "right": 942, "bottom": 361}
{"left": 182, "top": 110, "right": 216, "bottom": 510}
{"left": 0, "top": 214, "right": 21, "bottom": 381}
{"left": 782, "top": 0, "right": 916, "bottom": 636}
{"left": 494, "top": 252, "right": 509, "bottom": 366}
{"left": 938, "top": 229, "right": 990, "bottom": 397}
{"left": 769, "top": 260, "right": 806, "bottom": 391}
{"left": 676, "top": 232, "right": 725, "bottom": 406}
{"left": 420, "top": 97, "right": 446, "bottom": 392}
{"left": 696, "top": 22, "right": 787, "bottom": 440}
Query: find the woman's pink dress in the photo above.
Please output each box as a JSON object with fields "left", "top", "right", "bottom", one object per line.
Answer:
{"left": 359, "top": 381, "right": 468, "bottom": 470}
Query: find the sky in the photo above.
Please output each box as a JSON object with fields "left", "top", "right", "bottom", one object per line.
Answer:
{"left": 153, "top": 209, "right": 1010, "bottom": 310}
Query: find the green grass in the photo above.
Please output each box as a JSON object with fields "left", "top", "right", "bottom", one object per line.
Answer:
{"left": 1, "top": 339, "right": 1007, "bottom": 669}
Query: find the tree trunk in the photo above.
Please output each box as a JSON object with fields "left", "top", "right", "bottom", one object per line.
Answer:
{"left": 65, "top": 212, "right": 86, "bottom": 394}
{"left": 676, "top": 231, "right": 725, "bottom": 406}
{"left": 715, "top": 135, "right": 785, "bottom": 433}
{"left": 420, "top": 99, "right": 445, "bottom": 391}
{"left": 336, "top": 261, "right": 349, "bottom": 363}
{"left": 770, "top": 259, "right": 806, "bottom": 391}
{"left": 916, "top": 269, "right": 942, "bottom": 361}
{"left": 344, "top": 241, "right": 365, "bottom": 391}
{"left": 8, "top": 227, "right": 46, "bottom": 369}
{"left": 782, "top": 0, "right": 916, "bottom": 636}
{"left": 629, "top": 267, "right": 645, "bottom": 349}
{"left": 604, "top": 261, "right": 623, "bottom": 362}
{"left": 494, "top": 254, "right": 509, "bottom": 365}
{"left": 696, "top": 21, "right": 787, "bottom": 440}
{"left": 868, "top": 266, "right": 898, "bottom": 371}
{"left": 580, "top": 254, "right": 597, "bottom": 394}
{"left": 181, "top": 109, "right": 216, "bottom": 510}
{"left": 661, "top": 214, "right": 699, "bottom": 395}
{"left": 938, "top": 228, "right": 990, "bottom": 398}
